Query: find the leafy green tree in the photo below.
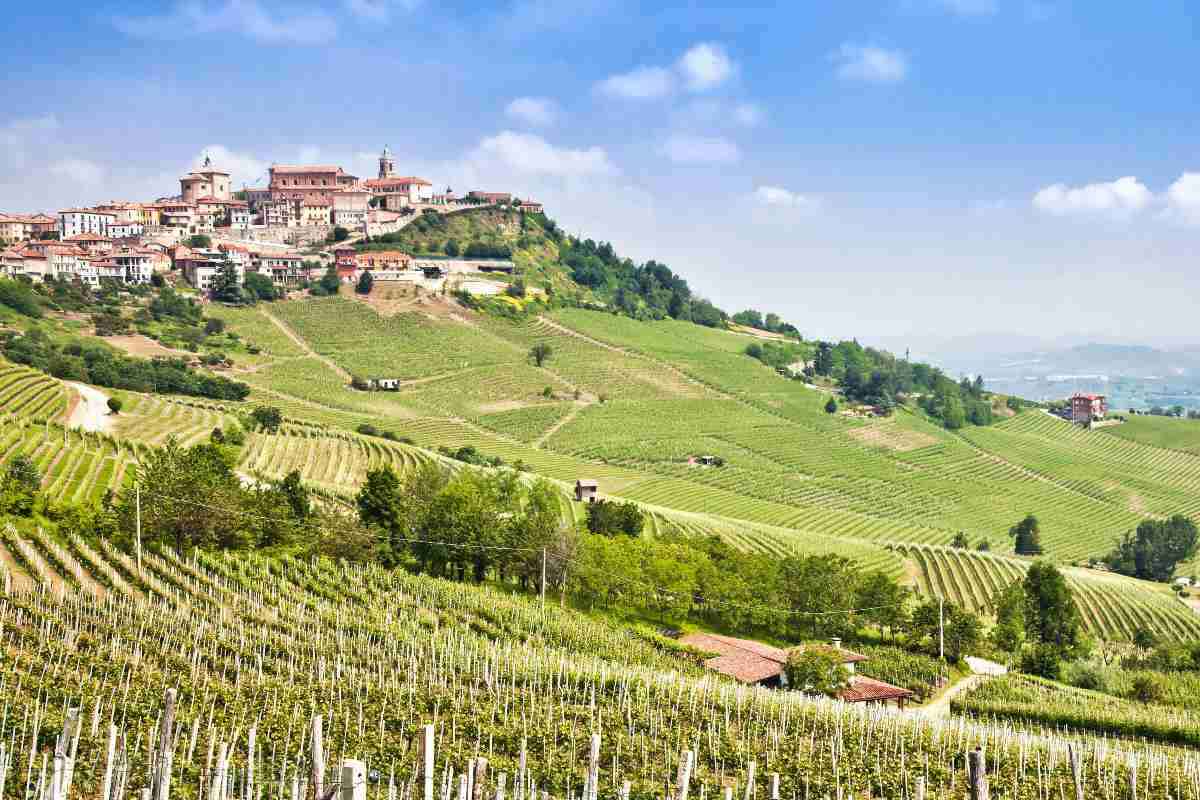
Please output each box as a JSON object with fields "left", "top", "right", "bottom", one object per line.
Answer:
{"left": 1023, "top": 561, "right": 1083, "bottom": 658}
{"left": 814, "top": 342, "right": 834, "bottom": 376}
{"left": 1010, "top": 513, "right": 1044, "bottom": 555}
{"left": 1132, "top": 625, "right": 1159, "bottom": 650}
{"left": 778, "top": 554, "right": 860, "bottom": 641}
{"left": 332, "top": 226, "right": 350, "bottom": 242}
{"left": 911, "top": 599, "right": 981, "bottom": 661}
{"left": 1020, "top": 642, "right": 1063, "bottom": 680}
{"left": 585, "top": 499, "right": 644, "bottom": 537}
{"left": 855, "top": 570, "right": 909, "bottom": 639}
{"left": 244, "top": 272, "right": 277, "bottom": 301}
{"left": 5, "top": 455, "right": 40, "bottom": 494}
{"left": 107, "top": 397, "right": 123, "bottom": 414}
{"left": 941, "top": 394, "right": 966, "bottom": 429}
{"left": 784, "top": 648, "right": 849, "bottom": 697}
{"left": 951, "top": 531, "right": 969, "bottom": 548}
{"left": 977, "top": 538, "right": 991, "bottom": 552}
{"left": 1106, "top": 516, "right": 1199, "bottom": 582}
{"left": 186, "top": 234, "right": 212, "bottom": 249}
{"left": 356, "top": 270, "right": 374, "bottom": 295}
{"left": 991, "top": 582, "right": 1025, "bottom": 653}
{"left": 529, "top": 343, "right": 553, "bottom": 367}
{"left": 824, "top": 398, "right": 838, "bottom": 414}
{"left": 249, "top": 405, "right": 283, "bottom": 433}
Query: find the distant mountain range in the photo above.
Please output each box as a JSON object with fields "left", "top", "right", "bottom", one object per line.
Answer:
{"left": 870, "top": 337, "right": 1200, "bottom": 410}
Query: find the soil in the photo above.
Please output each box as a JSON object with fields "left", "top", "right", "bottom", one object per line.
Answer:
{"left": 848, "top": 422, "right": 938, "bottom": 452}
{"left": 65, "top": 382, "right": 114, "bottom": 434}
{"left": 101, "top": 335, "right": 189, "bottom": 359}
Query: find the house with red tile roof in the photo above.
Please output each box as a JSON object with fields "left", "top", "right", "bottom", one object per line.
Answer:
{"left": 678, "top": 632, "right": 914, "bottom": 708}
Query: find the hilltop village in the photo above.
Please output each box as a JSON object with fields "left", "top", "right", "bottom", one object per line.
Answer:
{"left": 0, "top": 148, "right": 540, "bottom": 295}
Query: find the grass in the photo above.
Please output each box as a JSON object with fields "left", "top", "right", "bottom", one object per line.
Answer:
{"left": 1100, "top": 413, "right": 1200, "bottom": 455}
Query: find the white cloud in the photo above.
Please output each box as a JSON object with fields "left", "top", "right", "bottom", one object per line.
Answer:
{"left": 661, "top": 135, "right": 741, "bottom": 165}
{"left": 678, "top": 43, "right": 735, "bottom": 92}
{"left": 1163, "top": 172, "right": 1200, "bottom": 226}
{"left": 1032, "top": 176, "right": 1153, "bottom": 220}
{"left": 1, "top": 116, "right": 60, "bottom": 171}
{"left": 468, "top": 132, "right": 615, "bottom": 178}
{"left": 834, "top": 45, "right": 909, "bottom": 84}
{"left": 595, "top": 66, "right": 675, "bottom": 100}
{"left": 343, "top": 0, "right": 420, "bottom": 21}
{"left": 753, "top": 186, "right": 818, "bottom": 211}
{"left": 49, "top": 159, "right": 105, "bottom": 186}
{"left": 733, "top": 103, "right": 764, "bottom": 127}
{"left": 937, "top": 0, "right": 998, "bottom": 15}
{"left": 192, "top": 145, "right": 269, "bottom": 187}
{"left": 114, "top": 0, "right": 337, "bottom": 44}
{"left": 505, "top": 97, "right": 560, "bottom": 127}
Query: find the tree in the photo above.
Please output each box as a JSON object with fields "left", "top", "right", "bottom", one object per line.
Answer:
{"left": 1010, "top": 514, "right": 1044, "bottom": 555}
{"left": 248, "top": 405, "right": 283, "bottom": 433}
{"left": 855, "top": 571, "right": 909, "bottom": 639}
{"left": 211, "top": 260, "right": 242, "bottom": 303}
{"left": 585, "top": 499, "right": 644, "bottom": 537}
{"left": 977, "top": 538, "right": 991, "bottom": 551}
{"left": 824, "top": 398, "right": 838, "bottom": 414}
{"left": 1023, "top": 561, "right": 1083, "bottom": 658}
{"left": 1133, "top": 625, "right": 1159, "bottom": 650}
{"left": 5, "top": 455, "right": 40, "bottom": 493}
{"left": 911, "top": 599, "right": 981, "bottom": 661}
{"left": 991, "top": 582, "right": 1025, "bottom": 653}
{"left": 356, "top": 270, "right": 374, "bottom": 295}
{"left": 107, "top": 397, "right": 123, "bottom": 415}
{"left": 244, "top": 272, "right": 277, "bottom": 301}
{"left": 1106, "top": 516, "right": 1199, "bottom": 582}
{"left": 332, "top": 226, "right": 350, "bottom": 243}
{"left": 1020, "top": 643, "right": 1063, "bottom": 680}
{"left": 814, "top": 342, "right": 834, "bottom": 376}
{"left": 951, "top": 531, "right": 969, "bottom": 549}
{"left": 529, "top": 343, "right": 553, "bottom": 367}
{"left": 186, "top": 234, "right": 212, "bottom": 249}
{"left": 204, "top": 318, "right": 226, "bottom": 335}
{"left": 784, "top": 648, "right": 849, "bottom": 697}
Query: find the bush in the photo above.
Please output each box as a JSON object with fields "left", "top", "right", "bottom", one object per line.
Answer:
{"left": 1068, "top": 664, "right": 1107, "bottom": 692}
{"left": 249, "top": 406, "right": 283, "bottom": 433}
{"left": 1132, "top": 673, "right": 1165, "bottom": 703}
{"left": 0, "top": 279, "right": 43, "bottom": 318}
{"left": 784, "top": 648, "right": 849, "bottom": 698}
{"left": 93, "top": 311, "right": 130, "bottom": 336}
{"left": 1020, "top": 644, "right": 1063, "bottom": 680}
{"left": 106, "top": 397, "right": 123, "bottom": 415}
{"left": 204, "top": 318, "right": 226, "bottom": 335}
{"left": 825, "top": 398, "right": 838, "bottom": 414}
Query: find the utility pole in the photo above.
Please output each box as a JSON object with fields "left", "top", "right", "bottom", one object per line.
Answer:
{"left": 539, "top": 548, "right": 547, "bottom": 606}
{"left": 938, "top": 596, "right": 945, "bottom": 662}
{"left": 135, "top": 484, "right": 143, "bottom": 575}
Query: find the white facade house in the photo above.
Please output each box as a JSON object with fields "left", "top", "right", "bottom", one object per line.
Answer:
{"left": 114, "top": 250, "right": 155, "bottom": 284}
{"left": 58, "top": 209, "right": 115, "bottom": 238}
{"left": 180, "top": 251, "right": 244, "bottom": 294}
{"left": 230, "top": 207, "right": 253, "bottom": 228}
{"left": 108, "top": 221, "right": 145, "bottom": 238}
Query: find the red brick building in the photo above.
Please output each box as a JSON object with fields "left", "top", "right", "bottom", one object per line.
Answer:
{"left": 1070, "top": 393, "right": 1107, "bottom": 424}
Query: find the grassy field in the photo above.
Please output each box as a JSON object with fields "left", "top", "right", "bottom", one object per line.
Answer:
{"left": 1101, "top": 413, "right": 1200, "bottom": 455}
{"left": 8, "top": 294, "right": 1200, "bottom": 644}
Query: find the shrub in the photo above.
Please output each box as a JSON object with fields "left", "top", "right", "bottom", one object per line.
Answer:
{"left": 0, "top": 279, "right": 43, "bottom": 318}
{"left": 1021, "top": 643, "right": 1063, "bottom": 680}
{"left": 106, "top": 397, "right": 123, "bottom": 415}
{"left": 784, "top": 648, "right": 849, "bottom": 698}
{"left": 1132, "top": 673, "right": 1165, "bottom": 703}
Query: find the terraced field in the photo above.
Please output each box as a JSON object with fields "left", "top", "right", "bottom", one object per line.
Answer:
{"left": 0, "top": 360, "right": 70, "bottom": 421}
{"left": 0, "top": 418, "right": 135, "bottom": 505}
{"left": 895, "top": 543, "right": 1200, "bottom": 642}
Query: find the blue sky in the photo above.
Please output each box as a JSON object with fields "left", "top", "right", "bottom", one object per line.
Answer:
{"left": 2, "top": 1, "right": 1198, "bottom": 346}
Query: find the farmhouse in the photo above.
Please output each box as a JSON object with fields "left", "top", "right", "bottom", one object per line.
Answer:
{"left": 575, "top": 480, "right": 599, "bottom": 503}
{"left": 678, "top": 632, "right": 914, "bottom": 708}
{"left": 1071, "top": 393, "right": 1108, "bottom": 424}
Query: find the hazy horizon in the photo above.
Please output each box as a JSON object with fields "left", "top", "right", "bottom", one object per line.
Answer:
{"left": 2, "top": 1, "right": 1197, "bottom": 344}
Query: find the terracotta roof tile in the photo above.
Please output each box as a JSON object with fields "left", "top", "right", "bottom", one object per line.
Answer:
{"left": 838, "top": 676, "right": 913, "bottom": 703}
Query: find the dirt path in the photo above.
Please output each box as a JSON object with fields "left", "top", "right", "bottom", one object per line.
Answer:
{"left": 534, "top": 401, "right": 590, "bottom": 449}
{"left": 257, "top": 308, "right": 353, "bottom": 382}
{"left": 913, "top": 674, "right": 987, "bottom": 718}
{"left": 65, "top": 382, "right": 114, "bottom": 434}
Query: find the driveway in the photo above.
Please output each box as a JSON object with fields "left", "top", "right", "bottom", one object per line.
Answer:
{"left": 66, "top": 382, "right": 114, "bottom": 434}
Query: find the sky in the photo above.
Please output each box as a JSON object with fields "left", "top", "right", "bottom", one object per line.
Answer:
{"left": 2, "top": 0, "right": 1198, "bottom": 347}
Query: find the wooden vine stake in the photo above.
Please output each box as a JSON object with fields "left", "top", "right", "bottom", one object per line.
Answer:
{"left": 423, "top": 725, "right": 435, "bottom": 800}
{"left": 675, "top": 751, "right": 693, "bottom": 800}
{"left": 153, "top": 689, "right": 178, "bottom": 800}
{"left": 311, "top": 716, "right": 325, "bottom": 800}
{"left": 1068, "top": 746, "right": 1084, "bottom": 800}
{"left": 967, "top": 748, "right": 988, "bottom": 800}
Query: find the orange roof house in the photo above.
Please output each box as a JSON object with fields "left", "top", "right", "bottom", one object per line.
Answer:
{"left": 678, "top": 632, "right": 913, "bottom": 707}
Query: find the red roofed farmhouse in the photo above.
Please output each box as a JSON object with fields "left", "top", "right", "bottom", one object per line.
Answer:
{"left": 678, "top": 632, "right": 914, "bottom": 708}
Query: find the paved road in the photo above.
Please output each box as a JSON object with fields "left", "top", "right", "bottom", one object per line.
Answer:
{"left": 913, "top": 674, "right": 987, "bottom": 718}
{"left": 65, "top": 382, "right": 114, "bottom": 434}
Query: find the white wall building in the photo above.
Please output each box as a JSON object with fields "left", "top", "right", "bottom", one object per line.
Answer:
{"left": 58, "top": 209, "right": 115, "bottom": 238}
{"left": 108, "top": 221, "right": 145, "bottom": 238}
{"left": 114, "top": 250, "right": 155, "bottom": 284}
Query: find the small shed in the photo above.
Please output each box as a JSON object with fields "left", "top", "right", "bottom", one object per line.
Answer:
{"left": 376, "top": 378, "right": 400, "bottom": 391}
{"left": 574, "top": 479, "right": 599, "bottom": 503}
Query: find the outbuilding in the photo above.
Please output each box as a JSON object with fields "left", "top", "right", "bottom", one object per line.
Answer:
{"left": 574, "top": 479, "right": 599, "bottom": 503}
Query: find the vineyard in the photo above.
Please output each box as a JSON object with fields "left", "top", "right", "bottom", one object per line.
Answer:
{"left": 0, "top": 360, "right": 69, "bottom": 422}
{"left": 0, "top": 418, "right": 136, "bottom": 506}
{"left": 894, "top": 544, "right": 1200, "bottom": 642}
{"left": 1, "top": 535, "right": 1198, "bottom": 799}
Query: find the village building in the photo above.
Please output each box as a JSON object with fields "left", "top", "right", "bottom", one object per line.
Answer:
{"left": 332, "top": 190, "right": 372, "bottom": 229}
{"left": 365, "top": 176, "right": 435, "bottom": 207}
{"left": 364, "top": 209, "right": 405, "bottom": 237}
{"left": 268, "top": 165, "right": 359, "bottom": 205}
{"left": 113, "top": 249, "right": 157, "bottom": 284}
{"left": 108, "top": 220, "right": 145, "bottom": 239}
{"left": 0, "top": 213, "right": 57, "bottom": 242}
{"left": 63, "top": 233, "right": 114, "bottom": 256}
{"left": 178, "top": 247, "right": 244, "bottom": 295}
{"left": 1071, "top": 393, "right": 1108, "bottom": 424}
{"left": 58, "top": 209, "right": 116, "bottom": 238}
{"left": 180, "top": 156, "right": 232, "bottom": 204}
{"left": 92, "top": 201, "right": 145, "bottom": 225}
{"left": 356, "top": 250, "right": 412, "bottom": 271}
{"left": 254, "top": 252, "right": 307, "bottom": 286}
{"left": 678, "top": 633, "right": 915, "bottom": 708}
{"left": 518, "top": 200, "right": 544, "bottom": 214}
{"left": 243, "top": 187, "right": 272, "bottom": 211}
{"left": 89, "top": 256, "right": 123, "bottom": 283}
{"left": 46, "top": 244, "right": 93, "bottom": 284}
{"left": 229, "top": 205, "right": 253, "bottom": 228}
{"left": 575, "top": 479, "right": 599, "bottom": 503}
{"left": 300, "top": 201, "right": 331, "bottom": 227}
{"left": 467, "top": 191, "right": 512, "bottom": 205}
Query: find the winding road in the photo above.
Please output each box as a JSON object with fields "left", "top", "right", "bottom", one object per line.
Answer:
{"left": 65, "top": 382, "right": 114, "bottom": 434}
